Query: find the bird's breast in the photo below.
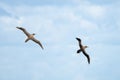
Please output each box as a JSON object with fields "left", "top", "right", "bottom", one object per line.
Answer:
{"left": 81, "top": 46, "right": 85, "bottom": 50}
{"left": 29, "top": 35, "right": 34, "bottom": 39}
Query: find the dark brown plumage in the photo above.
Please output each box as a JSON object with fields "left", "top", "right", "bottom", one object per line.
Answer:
{"left": 76, "top": 37, "right": 90, "bottom": 64}
{"left": 16, "top": 27, "right": 44, "bottom": 49}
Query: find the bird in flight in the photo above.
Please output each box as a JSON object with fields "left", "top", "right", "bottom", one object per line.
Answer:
{"left": 16, "top": 27, "right": 44, "bottom": 49}
{"left": 76, "top": 37, "right": 90, "bottom": 64}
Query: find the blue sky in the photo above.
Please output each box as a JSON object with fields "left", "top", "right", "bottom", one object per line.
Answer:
{"left": 0, "top": 0, "right": 120, "bottom": 80}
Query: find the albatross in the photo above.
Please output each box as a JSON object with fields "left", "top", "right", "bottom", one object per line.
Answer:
{"left": 76, "top": 37, "right": 90, "bottom": 64}
{"left": 16, "top": 27, "right": 44, "bottom": 49}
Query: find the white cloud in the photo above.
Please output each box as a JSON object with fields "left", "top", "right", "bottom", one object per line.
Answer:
{"left": 0, "top": 3, "right": 105, "bottom": 47}
{"left": 77, "top": 2, "right": 107, "bottom": 19}
{"left": 0, "top": 2, "right": 19, "bottom": 19}
{"left": 0, "top": 1, "right": 120, "bottom": 80}
{"left": 0, "top": 2, "right": 118, "bottom": 46}
{"left": 0, "top": 16, "right": 18, "bottom": 31}
{"left": 79, "top": 18, "right": 98, "bottom": 30}
{"left": 86, "top": 5, "right": 106, "bottom": 18}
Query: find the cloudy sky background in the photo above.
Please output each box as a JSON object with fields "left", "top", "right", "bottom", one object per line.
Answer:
{"left": 0, "top": 0, "right": 120, "bottom": 80}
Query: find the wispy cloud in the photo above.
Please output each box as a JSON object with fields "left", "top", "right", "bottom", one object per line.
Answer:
{"left": 0, "top": 1, "right": 120, "bottom": 80}
{"left": 0, "top": 1, "right": 119, "bottom": 46}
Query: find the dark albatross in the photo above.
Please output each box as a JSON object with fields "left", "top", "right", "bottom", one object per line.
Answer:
{"left": 76, "top": 37, "right": 90, "bottom": 64}
{"left": 16, "top": 27, "right": 44, "bottom": 49}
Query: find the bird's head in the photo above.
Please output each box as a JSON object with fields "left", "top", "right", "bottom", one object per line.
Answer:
{"left": 32, "top": 33, "right": 35, "bottom": 35}
{"left": 85, "top": 46, "right": 88, "bottom": 48}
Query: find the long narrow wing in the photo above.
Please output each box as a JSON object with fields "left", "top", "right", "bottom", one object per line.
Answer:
{"left": 32, "top": 38, "right": 44, "bottom": 49}
{"left": 16, "top": 27, "right": 30, "bottom": 37}
{"left": 82, "top": 50, "right": 90, "bottom": 64}
{"left": 76, "top": 37, "right": 82, "bottom": 47}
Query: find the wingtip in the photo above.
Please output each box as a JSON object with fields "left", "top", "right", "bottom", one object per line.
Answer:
{"left": 88, "top": 62, "right": 90, "bottom": 64}
{"left": 16, "top": 26, "right": 20, "bottom": 29}
{"left": 41, "top": 46, "right": 44, "bottom": 50}
{"left": 76, "top": 37, "right": 78, "bottom": 39}
{"left": 88, "top": 60, "right": 90, "bottom": 64}
{"left": 76, "top": 37, "right": 81, "bottom": 41}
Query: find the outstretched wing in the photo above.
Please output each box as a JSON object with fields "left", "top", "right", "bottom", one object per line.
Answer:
{"left": 32, "top": 38, "right": 44, "bottom": 49}
{"left": 16, "top": 27, "right": 30, "bottom": 37}
{"left": 76, "top": 37, "right": 82, "bottom": 47}
{"left": 82, "top": 50, "right": 90, "bottom": 64}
